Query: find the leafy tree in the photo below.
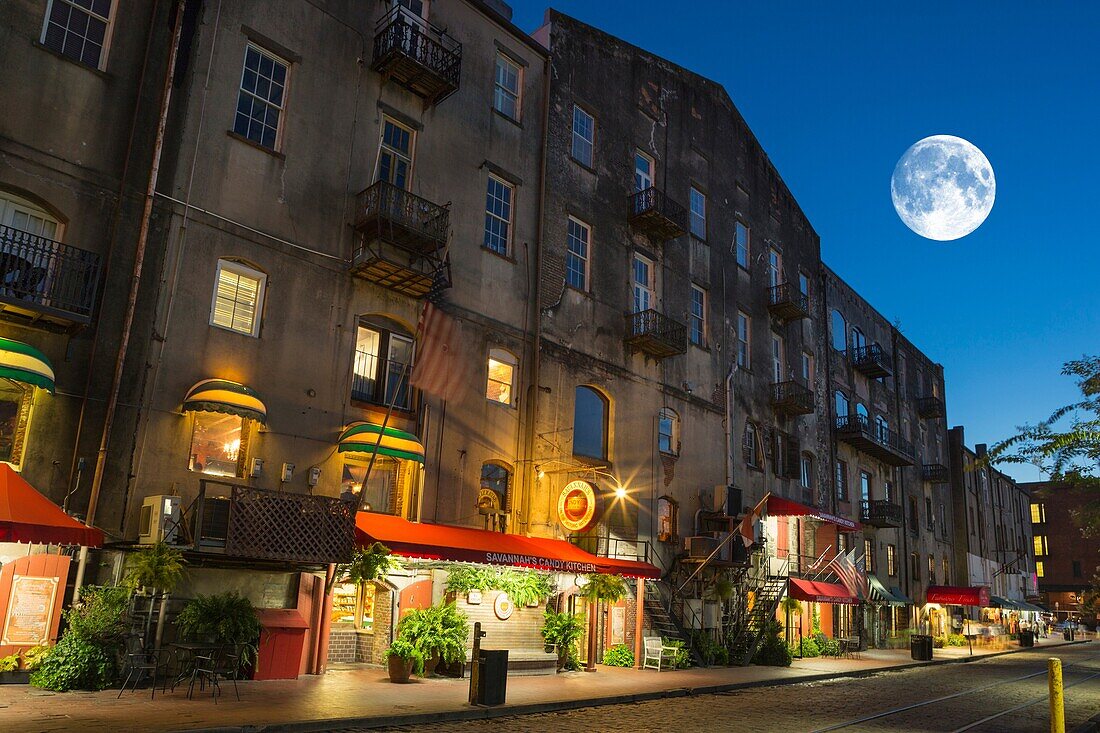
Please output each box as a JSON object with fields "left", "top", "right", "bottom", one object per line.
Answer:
{"left": 988, "top": 356, "right": 1100, "bottom": 536}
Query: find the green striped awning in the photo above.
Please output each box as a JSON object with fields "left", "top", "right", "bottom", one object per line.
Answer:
{"left": 0, "top": 337, "right": 55, "bottom": 393}
{"left": 868, "top": 574, "right": 909, "bottom": 606}
{"left": 339, "top": 422, "right": 424, "bottom": 463}
{"left": 183, "top": 379, "right": 267, "bottom": 424}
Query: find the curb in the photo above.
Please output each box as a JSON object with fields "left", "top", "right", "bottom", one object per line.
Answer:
{"left": 183, "top": 640, "right": 1091, "bottom": 732}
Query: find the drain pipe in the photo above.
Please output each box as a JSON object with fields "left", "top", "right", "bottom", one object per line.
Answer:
{"left": 74, "top": 0, "right": 187, "bottom": 602}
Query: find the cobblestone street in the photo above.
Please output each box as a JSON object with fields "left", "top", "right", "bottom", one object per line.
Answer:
{"left": 365, "top": 645, "right": 1100, "bottom": 733}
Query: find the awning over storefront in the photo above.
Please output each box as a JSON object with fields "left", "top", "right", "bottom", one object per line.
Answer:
{"left": 1017, "top": 601, "right": 1046, "bottom": 613}
{"left": 766, "top": 495, "right": 859, "bottom": 532}
{"left": 788, "top": 577, "right": 860, "bottom": 605}
{"left": 183, "top": 378, "right": 267, "bottom": 424}
{"left": 991, "top": 595, "right": 1022, "bottom": 611}
{"left": 868, "top": 574, "right": 909, "bottom": 606}
{"left": 0, "top": 464, "right": 102, "bottom": 546}
{"left": 355, "top": 512, "right": 661, "bottom": 578}
{"left": 926, "top": 585, "right": 991, "bottom": 607}
{"left": 339, "top": 422, "right": 425, "bottom": 463}
{"left": 0, "top": 337, "right": 54, "bottom": 393}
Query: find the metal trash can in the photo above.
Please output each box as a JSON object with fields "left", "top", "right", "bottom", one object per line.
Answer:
{"left": 475, "top": 649, "right": 508, "bottom": 706}
{"left": 910, "top": 634, "right": 933, "bottom": 661}
{"left": 1019, "top": 630, "right": 1034, "bottom": 647}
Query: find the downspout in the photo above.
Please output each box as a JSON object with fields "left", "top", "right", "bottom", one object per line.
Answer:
{"left": 75, "top": 0, "right": 187, "bottom": 600}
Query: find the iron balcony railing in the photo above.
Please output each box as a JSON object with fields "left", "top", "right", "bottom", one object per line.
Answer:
{"left": 771, "top": 380, "right": 815, "bottom": 416}
{"left": 922, "top": 463, "right": 950, "bottom": 483}
{"left": 350, "top": 352, "right": 412, "bottom": 410}
{"left": 354, "top": 180, "right": 449, "bottom": 252}
{"left": 624, "top": 309, "right": 687, "bottom": 358}
{"left": 0, "top": 224, "right": 101, "bottom": 324}
{"left": 627, "top": 186, "right": 688, "bottom": 242}
{"left": 849, "top": 343, "right": 892, "bottom": 378}
{"left": 766, "top": 282, "right": 810, "bottom": 321}
{"left": 916, "top": 396, "right": 946, "bottom": 419}
{"left": 861, "top": 499, "right": 903, "bottom": 528}
{"left": 834, "top": 414, "right": 916, "bottom": 466}
{"left": 371, "top": 5, "right": 461, "bottom": 105}
{"left": 568, "top": 532, "right": 650, "bottom": 565}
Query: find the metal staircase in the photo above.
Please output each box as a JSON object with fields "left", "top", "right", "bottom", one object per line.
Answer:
{"left": 643, "top": 580, "right": 693, "bottom": 647}
{"left": 726, "top": 561, "right": 789, "bottom": 666}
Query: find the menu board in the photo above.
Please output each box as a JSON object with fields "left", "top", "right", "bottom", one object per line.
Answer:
{"left": 2, "top": 575, "right": 58, "bottom": 646}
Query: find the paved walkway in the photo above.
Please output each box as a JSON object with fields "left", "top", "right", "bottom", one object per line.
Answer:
{"left": 0, "top": 636, "right": 1082, "bottom": 732}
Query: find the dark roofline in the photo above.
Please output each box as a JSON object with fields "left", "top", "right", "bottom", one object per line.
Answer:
{"left": 468, "top": 0, "right": 548, "bottom": 55}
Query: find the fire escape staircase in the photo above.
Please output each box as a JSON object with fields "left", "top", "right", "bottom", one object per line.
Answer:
{"left": 726, "top": 560, "right": 789, "bottom": 666}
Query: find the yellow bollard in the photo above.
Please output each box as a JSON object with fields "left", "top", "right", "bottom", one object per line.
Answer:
{"left": 1049, "top": 657, "right": 1065, "bottom": 733}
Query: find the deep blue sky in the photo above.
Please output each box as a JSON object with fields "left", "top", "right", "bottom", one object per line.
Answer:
{"left": 512, "top": 2, "right": 1100, "bottom": 482}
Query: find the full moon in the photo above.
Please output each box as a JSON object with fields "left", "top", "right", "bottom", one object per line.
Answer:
{"left": 890, "top": 135, "right": 995, "bottom": 241}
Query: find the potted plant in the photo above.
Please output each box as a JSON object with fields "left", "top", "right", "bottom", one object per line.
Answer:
{"left": 123, "top": 541, "right": 186, "bottom": 650}
{"left": 780, "top": 596, "right": 803, "bottom": 644}
{"left": 0, "top": 653, "right": 26, "bottom": 684}
{"left": 384, "top": 638, "right": 422, "bottom": 683}
{"left": 175, "top": 591, "right": 262, "bottom": 674}
{"left": 396, "top": 602, "right": 470, "bottom": 677}
{"left": 337, "top": 542, "right": 397, "bottom": 620}
{"left": 444, "top": 565, "right": 490, "bottom": 604}
{"left": 578, "top": 574, "right": 628, "bottom": 672}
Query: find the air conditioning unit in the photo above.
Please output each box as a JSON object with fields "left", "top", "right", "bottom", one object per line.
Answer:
{"left": 685, "top": 535, "right": 719, "bottom": 559}
{"left": 138, "top": 495, "right": 181, "bottom": 545}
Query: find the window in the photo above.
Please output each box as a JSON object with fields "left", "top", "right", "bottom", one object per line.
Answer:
{"left": 908, "top": 496, "right": 919, "bottom": 533}
{"left": 939, "top": 503, "right": 947, "bottom": 534}
{"left": 855, "top": 403, "right": 869, "bottom": 425}
{"left": 864, "top": 539, "right": 874, "bottom": 574}
{"left": 352, "top": 318, "right": 414, "bottom": 410}
{"left": 189, "top": 411, "right": 250, "bottom": 478}
{"left": 835, "top": 459, "right": 848, "bottom": 501}
{"left": 734, "top": 221, "right": 750, "bottom": 268}
{"left": 771, "top": 334, "right": 784, "bottom": 382}
{"left": 969, "top": 506, "right": 976, "bottom": 535}
{"left": 483, "top": 175, "right": 513, "bottom": 256}
{"left": 632, "top": 254, "right": 654, "bottom": 313}
{"left": 831, "top": 310, "right": 848, "bottom": 352}
{"left": 479, "top": 462, "right": 510, "bottom": 531}
{"left": 1036, "top": 561, "right": 1045, "bottom": 578}
{"left": 875, "top": 416, "right": 890, "bottom": 444}
{"left": 571, "top": 105, "right": 594, "bottom": 167}
{"left": 834, "top": 390, "right": 849, "bottom": 418}
{"left": 485, "top": 349, "right": 516, "bottom": 405}
{"left": 634, "top": 151, "right": 654, "bottom": 192}
{"left": 910, "top": 552, "right": 921, "bottom": 583}
{"left": 689, "top": 187, "right": 706, "bottom": 239}
{"left": 860, "top": 470, "right": 872, "bottom": 503}
{"left": 736, "top": 311, "right": 750, "bottom": 368}
{"left": 928, "top": 555, "right": 936, "bottom": 585}
{"left": 377, "top": 117, "right": 414, "bottom": 188}
{"left": 1033, "top": 535, "right": 1047, "bottom": 556}
{"left": 850, "top": 327, "right": 867, "bottom": 352}
{"left": 801, "top": 352, "right": 814, "bottom": 383}
{"left": 837, "top": 532, "right": 849, "bottom": 555}
{"left": 798, "top": 271, "right": 810, "bottom": 298}
{"left": 210, "top": 259, "right": 266, "bottom": 337}
{"left": 657, "top": 496, "right": 678, "bottom": 542}
{"left": 1031, "top": 503, "right": 1045, "bottom": 524}
{"left": 886, "top": 544, "right": 897, "bottom": 576}
{"left": 658, "top": 408, "right": 679, "bottom": 455}
{"left": 0, "top": 380, "right": 33, "bottom": 470}
{"left": 768, "top": 248, "right": 782, "bottom": 288}
{"left": 800, "top": 453, "right": 814, "bottom": 490}
{"left": 573, "top": 386, "right": 608, "bottom": 460}
{"left": 565, "top": 217, "right": 590, "bottom": 291}
{"left": 41, "top": 0, "right": 114, "bottom": 70}
{"left": 884, "top": 480, "right": 894, "bottom": 503}
{"left": 690, "top": 285, "right": 707, "bottom": 346}
{"left": 942, "top": 557, "right": 950, "bottom": 584}
{"left": 343, "top": 455, "right": 406, "bottom": 517}
{"left": 742, "top": 422, "right": 761, "bottom": 468}
{"left": 493, "top": 54, "right": 521, "bottom": 120}
{"left": 233, "top": 44, "right": 289, "bottom": 151}
{"left": 925, "top": 496, "right": 934, "bottom": 531}
{"left": 0, "top": 191, "right": 61, "bottom": 239}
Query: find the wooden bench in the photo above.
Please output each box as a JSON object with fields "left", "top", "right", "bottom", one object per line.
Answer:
{"left": 642, "top": 636, "right": 678, "bottom": 671}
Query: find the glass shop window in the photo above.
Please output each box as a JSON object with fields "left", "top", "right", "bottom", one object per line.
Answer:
{"left": 188, "top": 412, "right": 250, "bottom": 478}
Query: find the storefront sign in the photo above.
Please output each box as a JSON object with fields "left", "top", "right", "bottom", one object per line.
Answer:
{"left": 926, "top": 585, "right": 991, "bottom": 607}
{"left": 557, "top": 480, "right": 597, "bottom": 532}
{"left": 610, "top": 606, "right": 626, "bottom": 645}
{"left": 2, "top": 575, "right": 58, "bottom": 646}
{"left": 493, "top": 592, "right": 514, "bottom": 620}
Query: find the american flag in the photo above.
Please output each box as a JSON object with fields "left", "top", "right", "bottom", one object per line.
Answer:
{"left": 409, "top": 303, "right": 465, "bottom": 400}
{"left": 832, "top": 549, "right": 867, "bottom": 599}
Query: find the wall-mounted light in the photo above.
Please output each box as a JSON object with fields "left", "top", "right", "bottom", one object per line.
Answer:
{"left": 614, "top": 486, "right": 627, "bottom": 500}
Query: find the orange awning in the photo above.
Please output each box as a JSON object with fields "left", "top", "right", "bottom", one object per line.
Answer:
{"left": 789, "top": 577, "right": 859, "bottom": 605}
{"left": 0, "top": 464, "right": 103, "bottom": 546}
{"left": 355, "top": 512, "right": 660, "bottom": 579}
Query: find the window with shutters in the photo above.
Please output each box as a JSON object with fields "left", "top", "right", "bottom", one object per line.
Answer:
{"left": 41, "top": 0, "right": 115, "bottom": 70}
{"left": 774, "top": 430, "right": 800, "bottom": 479}
{"left": 210, "top": 260, "right": 266, "bottom": 337}
{"left": 886, "top": 544, "right": 897, "bottom": 576}
{"left": 742, "top": 421, "right": 760, "bottom": 468}
{"left": 835, "top": 459, "right": 849, "bottom": 501}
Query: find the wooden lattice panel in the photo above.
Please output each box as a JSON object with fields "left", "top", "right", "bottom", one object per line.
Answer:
{"left": 225, "top": 486, "right": 355, "bottom": 565}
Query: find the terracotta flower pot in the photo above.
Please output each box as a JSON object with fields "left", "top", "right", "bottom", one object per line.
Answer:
{"left": 387, "top": 655, "right": 413, "bottom": 683}
{"left": 422, "top": 651, "right": 441, "bottom": 676}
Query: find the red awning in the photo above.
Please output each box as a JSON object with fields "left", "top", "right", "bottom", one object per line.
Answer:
{"left": 789, "top": 577, "right": 860, "bottom": 605}
{"left": 926, "top": 585, "right": 991, "bottom": 607}
{"left": 766, "top": 495, "right": 860, "bottom": 532}
{"left": 355, "top": 512, "right": 661, "bottom": 579}
{"left": 0, "top": 464, "right": 103, "bottom": 546}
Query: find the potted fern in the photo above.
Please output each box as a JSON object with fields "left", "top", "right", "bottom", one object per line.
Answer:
{"left": 175, "top": 592, "right": 261, "bottom": 674}
{"left": 384, "top": 638, "right": 422, "bottom": 683}
{"left": 338, "top": 542, "right": 397, "bottom": 621}
{"left": 780, "top": 596, "right": 802, "bottom": 644}
{"left": 578, "top": 574, "right": 627, "bottom": 672}
{"left": 444, "top": 565, "right": 490, "bottom": 604}
{"left": 396, "top": 602, "right": 469, "bottom": 676}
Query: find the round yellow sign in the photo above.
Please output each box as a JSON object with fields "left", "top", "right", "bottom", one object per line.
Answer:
{"left": 557, "top": 480, "right": 597, "bottom": 532}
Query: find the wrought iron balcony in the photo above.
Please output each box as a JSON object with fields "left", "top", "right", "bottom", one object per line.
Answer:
{"left": 352, "top": 181, "right": 451, "bottom": 298}
{"left": 624, "top": 309, "right": 687, "bottom": 358}
{"left": 849, "top": 343, "right": 892, "bottom": 378}
{"left": 834, "top": 415, "right": 915, "bottom": 467}
{"left": 767, "top": 282, "right": 810, "bottom": 322}
{"left": 922, "top": 463, "right": 949, "bottom": 484}
{"left": 916, "top": 396, "right": 946, "bottom": 419}
{"left": 628, "top": 187, "right": 688, "bottom": 242}
{"left": 185, "top": 480, "right": 355, "bottom": 565}
{"left": 861, "top": 499, "right": 903, "bottom": 529}
{"left": 371, "top": 6, "right": 461, "bottom": 107}
{"left": 771, "top": 380, "right": 815, "bottom": 417}
{"left": 0, "top": 225, "right": 101, "bottom": 331}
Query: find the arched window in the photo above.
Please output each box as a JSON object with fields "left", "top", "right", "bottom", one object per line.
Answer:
{"left": 855, "top": 403, "right": 869, "bottom": 425}
{"left": 0, "top": 191, "right": 62, "bottom": 239}
{"left": 831, "top": 310, "right": 847, "bottom": 352}
{"left": 800, "top": 452, "right": 814, "bottom": 490}
{"left": 657, "top": 496, "right": 678, "bottom": 543}
{"left": 834, "top": 390, "right": 849, "bottom": 418}
{"left": 658, "top": 408, "right": 679, "bottom": 455}
{"left": 486, "top": 348, "right": 517, "bottom": 405}
{"left": 573, "top": 386, "right": 608, "bottom": 460}
{"left": 352, "top": 315, "right": 414, "bottom": 409}
{"left": 479, "top": 462, "right": 510, "bottom": 532}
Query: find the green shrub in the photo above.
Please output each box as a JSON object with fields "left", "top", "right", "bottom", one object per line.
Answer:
{"left": 0, "top": 654, "right": 19, "bottom": 673}
{"left": 692, "top": 631, "right": 729, "bottom": 666}
{"left": 753, "top": 620, "right": 792, "bottom": 667}
{"left": 818, "top": 637, "right": 840, "bottom": 657}
{"left": 933, "top": 636, "right": 947, "bottom": 648}
{"left": 21, "top": 645, "right": 50, "bottom": 671}
{"left": 30, "top": 586, "right": 129, "bottom": 691}
{"left": 397, "top": 602, "right": 470, "bottom": 674}
{"left": 445, "top": 566, "right": 555, "bottom": 606}
{"left": 385, "top": 638, "right": 424, "bottom": 672}
{"left": 340, "top": 542, "right": 397, "bottom": 587}
{"left": 947, "top": 634, "right": 968, "bottom": 647}
{"left": 176, "top": 592, "right": 261, "bottom": 647}
{"left": 663, "top": 638, "right": 692, "bottom": 669}
{"left": 541, "top": 608, "right": 584, "bottom": 671}
{"left": 602, "top": 644, "right": 634, "bottom": 667}
{"left": 788, "top": 636, "right": 820, "bottom": 658}
{"left": 123, "top": 542, "right": 186, "bottom": 592}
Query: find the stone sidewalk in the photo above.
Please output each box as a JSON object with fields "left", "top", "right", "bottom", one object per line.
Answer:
{"left": 0, "top": 636, "right": 1084, "bottom": 733}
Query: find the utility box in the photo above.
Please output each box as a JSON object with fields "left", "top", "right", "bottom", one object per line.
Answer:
{"left": 254, "top": 609, "right": 309, "bottom": 680}
{"left": 475, "top": 649, "right": 508, "bottom": 705}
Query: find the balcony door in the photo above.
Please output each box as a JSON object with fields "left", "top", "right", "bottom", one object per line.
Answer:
{"left": 768, "top": 248, "right": 782, "bottom": 288}
{"left": 634, "top": 150, "right": 654, "bottom": 193}
{"left": 771, "top": 334, "right": 784, "bottom": 382}
{"left": 0, "top": 193, "right": 60, "bottom": 239}
{"left": 632, "top": 253, "right": 654, "bottom": 313}
{"left": 377, "top": 117, "right": 414, "bottom": 190}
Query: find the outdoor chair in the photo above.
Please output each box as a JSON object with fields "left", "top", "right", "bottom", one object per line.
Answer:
{"left": 210, "top": 645, "right": 244, "bottom": 701}
{"left": 186, "top": 653, "right": 223, "bottom": 702}
{"left": 642, "top": 636, "right": 678, "bottom": 671}
{"left": 118, "top": 635, "right": 172, "bottom": 700}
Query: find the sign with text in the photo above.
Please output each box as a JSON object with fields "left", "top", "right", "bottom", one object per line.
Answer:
{"left": 557, "top": 480, "right": 597, "bottom": 532}
{"left": 2, "top": 575, "right": 58, "bottom": 646}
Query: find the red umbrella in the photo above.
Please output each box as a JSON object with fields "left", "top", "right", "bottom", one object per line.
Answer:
{"left": 0, "top": 464, "right": 103, "bottom": 546}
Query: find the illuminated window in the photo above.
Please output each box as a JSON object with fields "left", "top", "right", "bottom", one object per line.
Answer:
{"left": 1031, "top": 503, "right": 1045, "bottom": 524}
{"left": 1033, "top": 535, "right": 1048, "bottom": 556}
{"left": 211, "top": 259, "right": 265, "bottom": 337}
{"left": 189, "top": 412, "right": 250, "bottom": 478}
{"left": 942, "top": 556, "right": 950, "bottom": 584}
{"left": 342, "top": 457, "right": 400, "bottom": 515}
{"left": 41, "top": 0, "right": 115, "bottom": 70}
{"left": 479, "top": 462, "right": 510, "bottom": 531}
{"left": 864, "top": 539, "right": 874, "bottom": 574}
{"left": 485, "top": 348, "right": 516, "bottom": 405}
{"left": 887, "top": 544, "right": 897, "bottom": 576}
{"left": 658, "top": 408, "right": 679, "bottom": 455}
{"left": 0, "top": 380, "right": 33, "bottom": 470}
{"left": 232, "top": 44, "right": 289, "bottom": 151}
{"left": 1036, "top": 561, "right": 1045, "bottom": 578}
{"left": 657, "top": 496, "right": 678, "bottom": 543}
{"left": 352, "top": 318, "right": 414, "bottom": 409}
{"left": 493, "top": 54, "right": 521, "bottom": 120}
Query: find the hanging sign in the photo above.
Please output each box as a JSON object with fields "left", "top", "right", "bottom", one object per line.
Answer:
{"left": 557, "top": 480, "right": 597, "bottom": 532}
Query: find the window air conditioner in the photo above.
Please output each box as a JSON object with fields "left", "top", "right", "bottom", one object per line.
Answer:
{"left": 138, "top": 495, "right": 181, "bottom": 545}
